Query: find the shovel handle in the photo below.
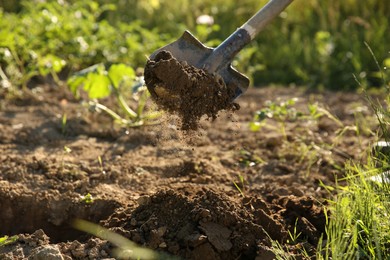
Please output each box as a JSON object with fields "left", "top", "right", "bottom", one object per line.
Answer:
{"left": 203, "top": 0, "right": 294, "bottom": 73}
{"left": 242, "top": 0, "right": 293, "bottom": 40}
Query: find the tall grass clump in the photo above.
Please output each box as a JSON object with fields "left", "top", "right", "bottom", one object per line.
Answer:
{"left": 318, "top": 161, "right": 390, "bottom": 259}
{"left": 318, "top": 75, "right": 389, "bottom": 258}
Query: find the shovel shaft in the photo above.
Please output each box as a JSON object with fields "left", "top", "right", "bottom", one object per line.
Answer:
{"left": 242, "top": 0, "right": 294, "bottom": 39}
{"left": 203, "top": 0, "right": 294, "bottom": 73}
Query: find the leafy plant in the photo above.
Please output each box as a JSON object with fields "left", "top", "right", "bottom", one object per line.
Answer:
{"left": 249, "top": 98, "right": 302, "bottom": 138}
{"left": 67, "top": 63, "right": 161, "bottom": 127}
{"left": 0, "top": 0, "right": 168, "bottom": 90}
{"left": 0, "top": 235, "right": 18, "bottom": 247}
{"left": 237, "top": 149, "right": 264, "bottom": 167}
{"left": 80, "top": 193, "right": 94, "bottom": 204}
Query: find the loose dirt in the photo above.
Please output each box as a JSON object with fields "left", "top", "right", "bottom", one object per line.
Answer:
{"left": 0, "top": 84, "right": 379, "bottom": 259}
{"left": 144, "top": 50, "right": 238, "bottom": 130}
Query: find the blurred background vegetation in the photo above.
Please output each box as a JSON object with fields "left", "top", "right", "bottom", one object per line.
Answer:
{"left": 0, "top": 0, "right": 389, "bottom": 90}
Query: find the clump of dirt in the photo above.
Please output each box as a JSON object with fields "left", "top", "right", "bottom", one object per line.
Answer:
{"left": 144, "top": 50, "right": 239, "bottom": 130}
{"left": 103, "top": 189, "right": 281, "bottom": 259}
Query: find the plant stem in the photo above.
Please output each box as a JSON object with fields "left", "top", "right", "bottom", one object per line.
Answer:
{"left": 117, "top": 92, "right": 138, "bottom": 119}
{"left": 91, "top": 101, "right": 128, "bottom": 125}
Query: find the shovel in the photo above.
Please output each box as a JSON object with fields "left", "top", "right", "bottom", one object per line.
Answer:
{"left": 148, "top": 0, "right": 294, "bottom": 100}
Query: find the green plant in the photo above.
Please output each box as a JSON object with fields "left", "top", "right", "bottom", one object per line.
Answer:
{"left": 2, "top": 0, "right": 389, "bottom": 91}
{"left": 318, "top": 163, "right": 390, "bottom": 259}
{"left": 67, "top": 63, "right": 161, "bottom": 127}
{"left": 267, "top": 233, "right": 311, "bottom": 260}
{"left": 73, "top": 219, "right": 172, "bottom": 259}
{"left": 360, "top": 43, "right": 390, "bottom": 141}
{"left": 287, "top": 218, "right": 302, "bottom": 245}
{"left": 249, "top": 98, "right": 302, "bottom": 138}
{"left": 97, "top": 155, "right": 106, "bottom": 174}
{"left": 61, "top": 113, "right": 67, "bottom": 135}
{"left": 80, "top": 193, "right": 94, "bottom": 204}
{"left": 0, "top": 0, "right": 168, "bottom": 90}
{"left": 60, "top": 145, "right": 72, "bottom": 174}
{"left": 0, "top": 235, "right": 18, "bottom": 247}
{"left": 237, "top": 149, "right": 264, "bottom": 167}
{"left": 233, "top": 174, "right": 245, "bottom": 197}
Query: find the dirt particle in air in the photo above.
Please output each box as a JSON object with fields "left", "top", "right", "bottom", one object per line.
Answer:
{"left": 144, "top": 50, "right": 239, "bottom": 130}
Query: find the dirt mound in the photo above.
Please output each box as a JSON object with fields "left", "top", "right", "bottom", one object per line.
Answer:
{"left": 103, "top": 189, "right": 277, "bottom": 259}
{"left": 144, "top": 50, "right": 239, "bottom": 130}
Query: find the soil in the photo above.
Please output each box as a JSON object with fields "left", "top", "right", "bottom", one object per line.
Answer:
{"left": 144, "top": 51, "right": 238, "bottom": 130}
{"left": 0, "top": 84, "right": 379, "bottom": 259}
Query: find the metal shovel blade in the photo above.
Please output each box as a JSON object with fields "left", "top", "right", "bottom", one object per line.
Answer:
{"left": 149, "top": 30, "right": 250, "bottom": 99}
{"left": 148, "top": 0, "right": 294, "bottom": 100}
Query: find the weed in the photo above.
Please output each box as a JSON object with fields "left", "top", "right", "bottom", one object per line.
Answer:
{"left": 318, "top": 64, "right": 390, "bottom": 259}
{"left": 97, "top": 156, "right": 105, "bottom": 175}
{"left": 80, "top": 193, "right": 94, "bottom": 204}
{"left": 63, "top": 146, "right": 72, "bottom": 154}
{"left": 318, "top": 163, "right": 390, "bottom": 259}
{"left": 61, "top": 113, "right": 67, "bottom": 135}
{"left": 68, "top": 63, "right": 161, "bottom": 127}
{"left": 233, "top": 174, "right": 246, "bottom": 197}
{"left": 0, "top": 235, "right": 18, "bottom": 247}
{"left": 250, "top": 98, "right": 302, "bottom": 139}
{"left": 268, "top": 234, "right": 311, "bottom": 260}
{"left": 72, "top": 219, "right": 175, "bottom": 259}
{"left": 287, "top": 218, "right": 302, "bottom": 245}
{"left": 238, "top": 149, "right": 264, "bottom": 167}
{"left": 250, "top": 98, "right": 349, "bottom": 177}
{"left": 60, "top": 145, "right": 72, "bottom": 173}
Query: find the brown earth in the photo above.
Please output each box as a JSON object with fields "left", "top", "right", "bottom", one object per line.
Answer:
{"left": 0, "top": 84, "right": 379, "bottom": 259}
{"left": 144, "top": 51, "right": 238, "bottom": 130}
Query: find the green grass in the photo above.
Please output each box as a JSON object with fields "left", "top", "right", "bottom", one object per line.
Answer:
{"left": 318, "top": 161, "right": 390, "bottom": 259}
{"left": 318, "top": 79, "right": 389, "bottom": 259}
{"left": 73, "top": 219, "right": 160, "bottom": 259}
{"left": 319, "top": 71, "right": 390, "bottom": 259}
{"left": 0, "top": 235, "right": 18, "bottom": 247}
{"left": 268, "top": 133, "right": 390, "bottom": 260}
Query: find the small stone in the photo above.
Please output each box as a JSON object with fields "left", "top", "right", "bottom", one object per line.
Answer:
{"left": 290, "top": 187, "right": 304, "bottom": 196}
{"left": 130, "top": 218, "right": 137, "bottom": 226}
{"left": 137, "top": 195, "right": 151, "bottom": 206}
{"left": 199, "top": 208, "right": 211, "bottom": 219}
{"left": 273, "top": 187, "right": 289, "bottom": 196}
{"left": 186, "top": 234, "right": 208, "bottom": 247}
{"left": 157, "top": 226, "right": 167, "bottom": 237}
{"left": 159, "top": 242, "right": 167, "bottom": 248}
{"left": 199, "top": 222, "right": 232, "bottom": 251}
{"left": 87, "top": 247, "right": 100, "bottom": 259}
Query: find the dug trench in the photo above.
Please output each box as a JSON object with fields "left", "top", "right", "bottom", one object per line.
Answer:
{"left": 0, "top": 82, "right": 378, "bottom": 258}
{"left": 0, "top": 156, "right": 121, "bottom": 243}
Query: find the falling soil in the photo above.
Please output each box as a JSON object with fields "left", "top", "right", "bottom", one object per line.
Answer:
{"left": 144, "top": 50, "right": 238, "bottom": 130}
{"left": 0, "top": 84, "right": 381, "bottom": 259}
